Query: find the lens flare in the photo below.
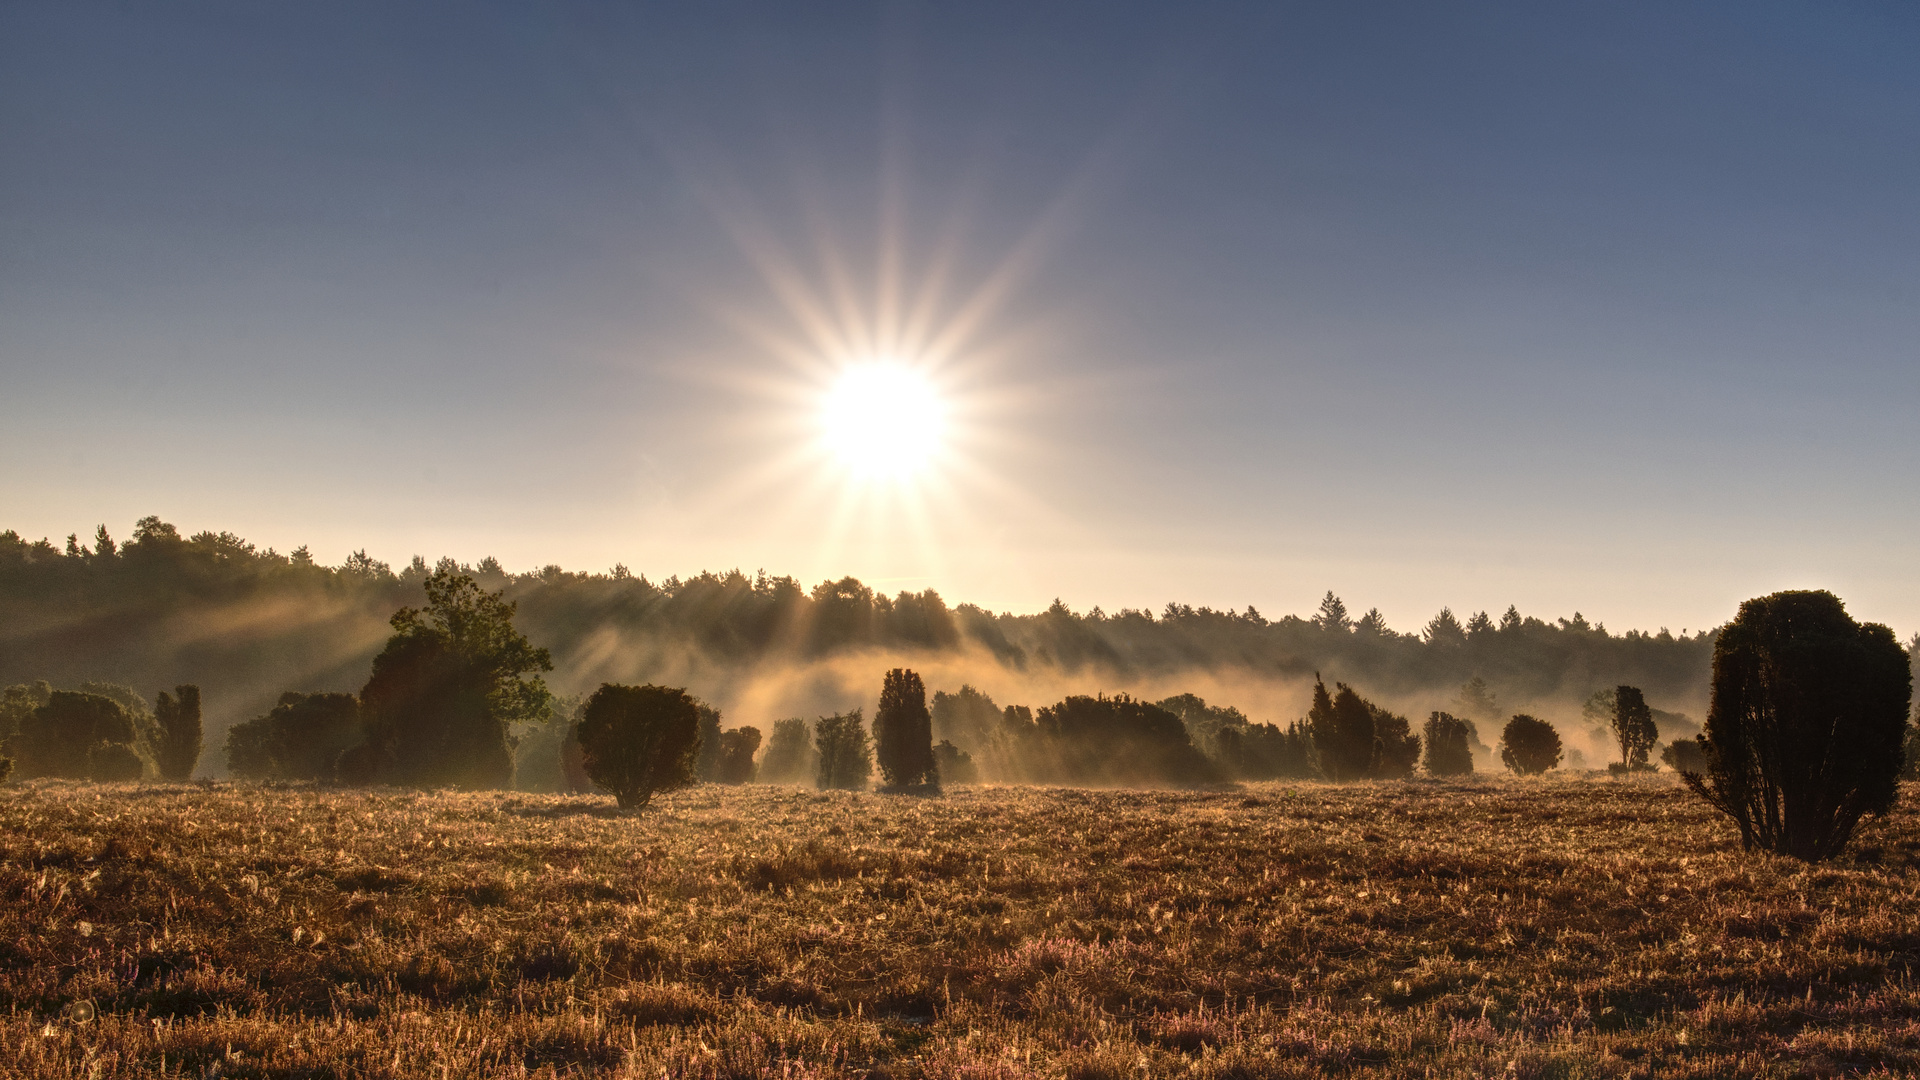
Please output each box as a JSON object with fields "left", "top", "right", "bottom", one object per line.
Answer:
{"left": 819, "top": 363, "right": 947, "bottom": 479}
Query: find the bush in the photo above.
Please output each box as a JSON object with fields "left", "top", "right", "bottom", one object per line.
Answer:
{"left": 1684, "top": 590, "right": 1910, "bottom": 862}
{"left": 153, "top": 684, "right": 202, "bottom": 781}
{"left": 1610, "top": 685, "right": 1658, "bottom": 771}
{"left": 695, "top": 704, "right": 724, "bottom": 781}
{"left": 14, "top": 691, "right": 139, "bottom": 779}
{"left": 1308, "top": 678, "right": 1420, "bottom": 781}
{"left": 573, "top": 683, "right": 702, "bottom": 809}
{"left": 1423, "top": 712, "right": 1475, "bottom": 777}
{"left": 226, "top": 692, "right": 361, "bottom": 782}
{"left": 88, "top": 741, "right": 145, "bottom": 781}
{"left": 1019, "top": 694, "right": 1219, "bottom": 788}
{"left": 0, "top": 756, "right": 10, "bottom": 783}
{"left": 933, "top": 739, "right": 977, "bottom": 784}
{"left": 874, "top": 669, "right": 937, "bottom": 790}
{"left": 759, "top": 718, "right": 818, "bottom": 785}
{"left": 1661, "top": 737, "right": 1709, "bottom": 774}
{"left": 1500, "top": 715, "right": 1561, "bottom": 775}
{"left": 814, "top": 711, "right": 873, "bottom": 790}
{"left": 716, "top": 726, "right": 761, "bottom": 784}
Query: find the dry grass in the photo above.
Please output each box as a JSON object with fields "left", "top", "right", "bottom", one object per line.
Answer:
{"left": 6, "top": 776, "right": 1920, "bottom": 1078}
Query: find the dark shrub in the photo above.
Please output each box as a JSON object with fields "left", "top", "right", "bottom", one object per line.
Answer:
{"left": 1308, "top": 678, "right": 1419, "bottom": 781}
{"left": 574, "top": 683, "right": 701, "bottom": 809}
{"left": 226, "top": 692, "right": 361, "bottom": 781}
{"left": 153, "top": 685, "right": 202, "bottom": 781}
{"left": 814, "top": 710, "right": 873, "bottom": 790}
{"left": 15, "top": 691, "right": 139, "bottom": 779}
{"left": 0, "top": 756, "right": 11, "bottom": 783}
{"left": 1500, "top": 715, "right": 1562, "bottom": 775}
{"left": 694, "top": 704, "right": 723, "bottom": 780}
{"left": 1684, "top": 590, "right": 1910, "bottom": 862}
{"left": 1370, "top": 703, "right": 1420, "bottom": 778}
{"left": 1023, "top": 694, "right": 1219, "bottom": 788}
{"left": 931, "top": 685, "right": 1001, "bottom": 754}
{"left": 933, "top": 739, "right": 977, "bottom": 784}
{"left": 1423, "top": 712, "right": 1475, "bottom": 776}
{"left": 759, "top": 717, "right": 818, "bottom": 785}
{"left": 89, "top": 742, "right": 145, "bottom": 781}
{"left": 1661, "top": 736, "right": 1709, "bottom": 774}
{"left": 874, "top": 668, "right": 937, "bottom": 790}
{"left": 1609, "top": 685, "right": 1658, "bottom": 772}
{"left": 716, "top": 726, "right": 761, "bottom": 784}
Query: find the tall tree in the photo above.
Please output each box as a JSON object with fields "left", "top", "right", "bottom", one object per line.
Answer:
{"left": 153, "top": 684, "right": 202, "bottom": 781}
{"left": 874, "top": 668, "right": 937, "bottom": 789}
{"left": 1312, "top": 592, "right": 1352, "bottom": 634}
{"left": 1610, "top": 685, "right": 1658, "bottom": 771}
{"left": 814, "top": 710, "right": 873, "bottom": 790}
{"left": 716, "top": 726, "right": 762, "bottom": 784}
{"left": 1684, "top": 591, "right": 1910, "bottom": 862}
{"left": 573, "top": 683, "right": 701, "bottom": 809}
{"left": 1308, "top": 677, "right": 1373, "bottom": 781}
{"left": 1423, "top": 712, "right": 1475, "bottom": 777}
{"left": 351, "top": 568, "right": 553, "bottom": 789}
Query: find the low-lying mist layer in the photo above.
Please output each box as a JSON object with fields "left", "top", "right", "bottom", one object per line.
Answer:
{"left": 2, "top": 519, "right": 1717, "bottom": 774}
{"left": 7, "top": 777, "right": 1920, "bottom": 1078}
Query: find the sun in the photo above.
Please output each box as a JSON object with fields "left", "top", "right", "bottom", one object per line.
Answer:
{"left": 818, "top": 362, "right": 948, "bottom": 480}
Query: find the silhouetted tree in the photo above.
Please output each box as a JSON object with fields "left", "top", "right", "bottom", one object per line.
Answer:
{"left": 874, "top": 668, "right": 937, "bottom": 790}
{"left": 0, "top": 681, "right": 50, "bottom": 768}
{"left": 1309, "top": 678, "right": 1375, "bottom": 781}
{"left": 814, "top": 710, "right": 872, "bottom": 790}
{"left": 1423, "top": 712, "right": 1475, "bottom": 776}
{"left": 717, "top": 726, "right": 761, "bottom": 784}
{"left": 573, "top": 682, "right": 701, "bottom": 809}
{"left": 1370, "top": 703, "right": 1420, "bottom": 778}
{"left": 1500, "top": 715, "right": 1562, "bottom": 775}
{"left": 695, "top": 704, "right": 724, "bottom": 781}
{"left": 226, "top": 692, "right": 361, "bottom": 781}
{"left": 153, "top": 684, "right": 202, "bottom": 781}
{"left": 1683, "top": 590, "right": 1910, "bottom": 862}
{"left": 352, "top": 569, "right": 552, "bottom": 789}
{"left": 759, "top": 718, "right": 818, "bottom": 785}
{"left": 1313, "top": 592, "right": 1351, "bottom": 633}
{"left": 933, "top": 739, "right": 977, "bottom": 784}
{"left": 1610, "top": 685, "right": 1658, "bottom": 772}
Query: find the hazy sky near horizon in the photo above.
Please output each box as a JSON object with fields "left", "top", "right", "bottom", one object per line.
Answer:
{"left": 4, "top": 2, "right": 1918, "bottom": 637}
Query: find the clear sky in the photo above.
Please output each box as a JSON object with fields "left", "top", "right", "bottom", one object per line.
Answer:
{"left": 4, "top": 2, "right": 1917, "bottom": 637}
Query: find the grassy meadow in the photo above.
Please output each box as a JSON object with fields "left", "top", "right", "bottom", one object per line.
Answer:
{"left": 6, "top": 777, "right": 1920, "bottom": 1078}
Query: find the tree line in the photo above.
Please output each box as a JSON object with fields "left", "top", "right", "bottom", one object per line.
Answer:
{"left": 0, "top": 518, "right": 1723, "bottom": 747}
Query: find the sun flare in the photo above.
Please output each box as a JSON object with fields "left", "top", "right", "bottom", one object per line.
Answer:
{"left": 818, "top": 363, "right": 947, "bottom": 480}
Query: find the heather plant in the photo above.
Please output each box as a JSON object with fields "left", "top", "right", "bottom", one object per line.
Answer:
{"left": 1500, "top": 714, "right": 1561, "bottom": 775}
{"left": 814, "top": 710, "right": 873, "bottom": 790}
{"left": 874, "top": 668, "right": 937, "bottom": 790}
{"left": 573, "top": 682, "right": 702, "bottom": 809}
{"left": 1684, "top": 589, "right": 1910, "bottom": 862}
{"left": 1423, "top": 712, "right": 1475, "bottom": 776}
{"left": 759, "top": 717, "right": 818, "bottom": 785}
{"left": 152, "top": 683, "right": 202, "bottom": 781}
{"left": 1609, "top": 684, "right": 1657, "bottom": 772}
{"left": 716, "top": 726, "right": 762, "bottom": 784}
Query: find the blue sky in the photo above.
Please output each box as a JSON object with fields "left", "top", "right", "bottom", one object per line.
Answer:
{"left": 3, "top": 2, "right": 1917, "bottom": 636}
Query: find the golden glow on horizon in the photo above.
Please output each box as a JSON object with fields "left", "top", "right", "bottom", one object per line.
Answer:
{"left": 819, "top": 362, "right": 947, "bottom": 481}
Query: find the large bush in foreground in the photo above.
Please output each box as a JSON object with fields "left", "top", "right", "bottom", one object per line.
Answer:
{"left": 574, "top": 683, "right": 701, "bottom": 809}
{"left": 1684, "top": 590, "right": 1910, "bottom": 862}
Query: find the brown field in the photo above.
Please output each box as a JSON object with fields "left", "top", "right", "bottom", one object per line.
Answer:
{"left": 5, "top": 777, "right": 1920, "bottom": 1078}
